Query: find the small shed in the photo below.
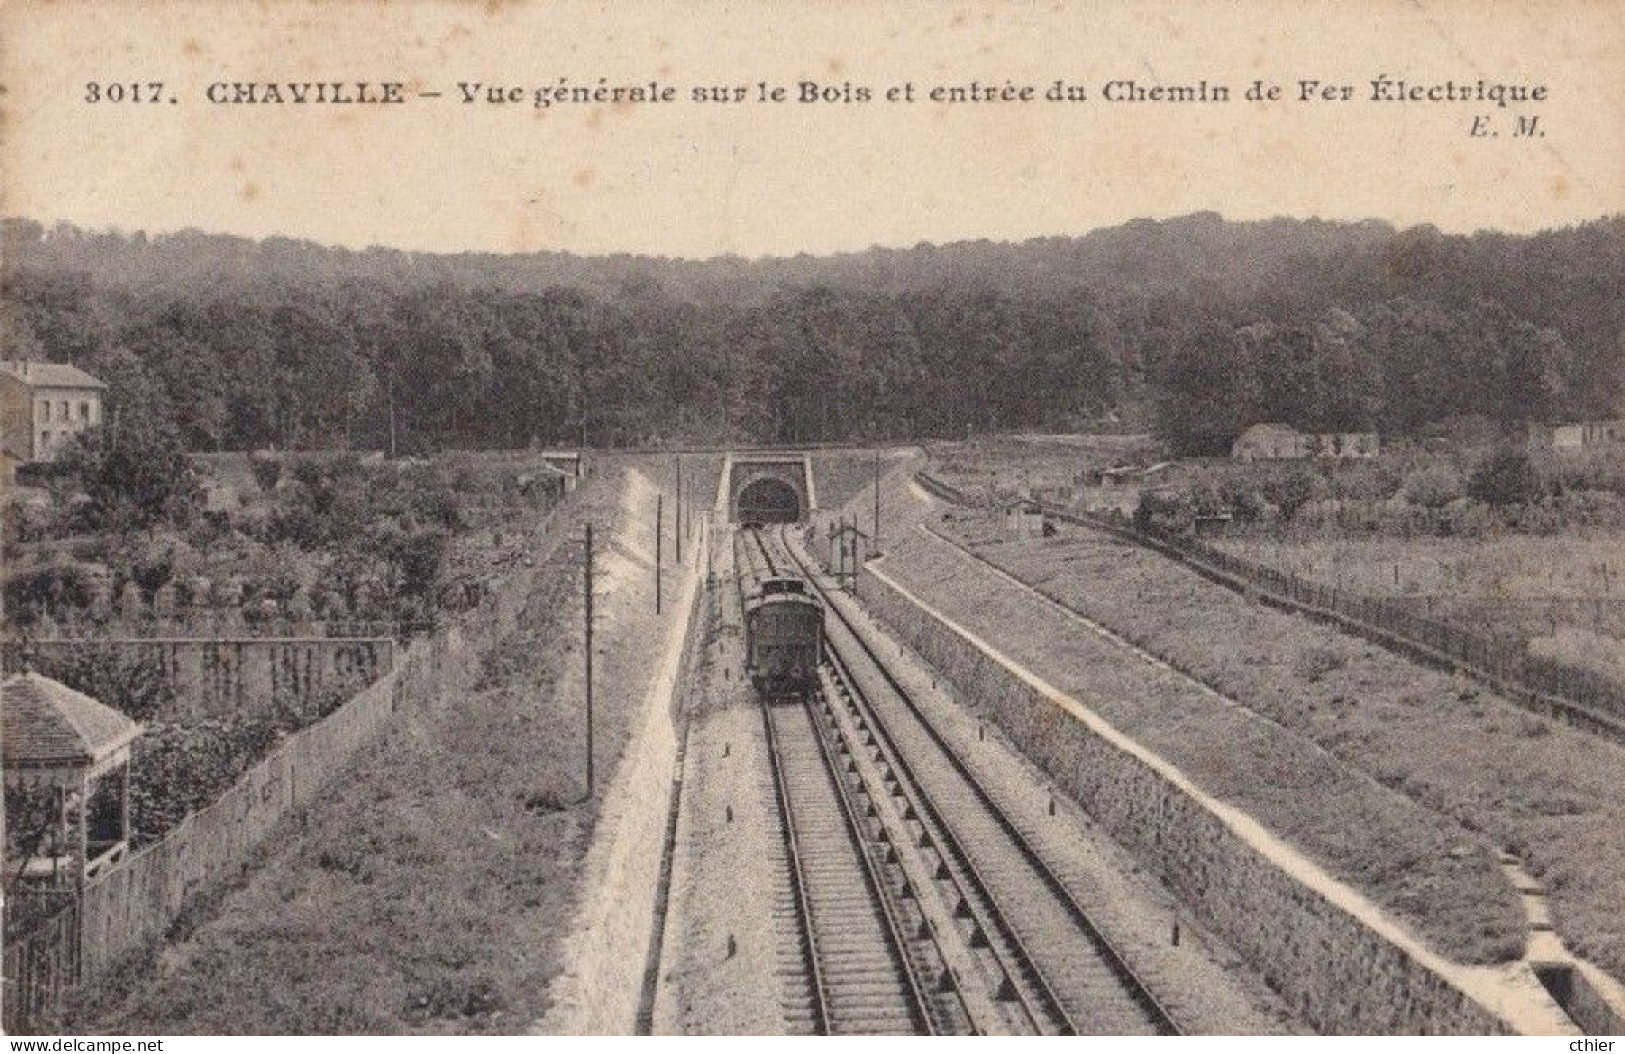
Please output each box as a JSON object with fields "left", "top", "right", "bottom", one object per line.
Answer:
{"left": 539, "top": 451, "right": 586, "bottom": 486}
{"left": 1193, "top": 508, "right": 1237, "bottom": 537}
{"left": 1001, "top": 498, "right": 1045, "bottom": 537}
{"left": 518, "top": 461, "right": 572, "bottom": 499}
{"left": 827, "top": 519, "right": 871, "bottom": 567}
{"left": 3, "top": 672, "right": 142, "bottom": 888}
{"left": 1526, "top": 420, "right": 1624, "bottom": 452}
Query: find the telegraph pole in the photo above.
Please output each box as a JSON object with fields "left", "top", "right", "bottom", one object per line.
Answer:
{"left": 656, "top": 493, "right": 664, "bottom": 614}
{"left": 584, "top": 521, "right": 595, "bottom": 798}
{"left": 873, "top": 447, "right": 882, "bottom": 555}
{"left": 675, "top": 456, "right": 684, "bottom": 564}
{"left": 840, "top": 515, "right": 851, "bottom": 590}
{"left": 386, "top": 380, "right": 398, "bottom": 459}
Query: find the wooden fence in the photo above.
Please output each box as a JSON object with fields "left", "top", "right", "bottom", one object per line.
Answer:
{"left": 915, "top": 472, "right": 1625, "bottom": 745}
{"left": 2, "top": 900, "right": 79, "bottom": 1033}
{"left": 1, "top": 509, "right": 567, "bottom": 1033}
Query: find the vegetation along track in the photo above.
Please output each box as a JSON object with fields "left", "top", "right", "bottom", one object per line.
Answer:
{"left": 773, "top": 525, "right": 1180, "bottom": 1036}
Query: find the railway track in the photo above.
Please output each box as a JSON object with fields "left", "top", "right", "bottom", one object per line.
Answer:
{"left": 736, "top": 527, "right": 958, "bottom": 1035}
{"left": 771, "top": 525, "right": 1181, "bottom": 1036}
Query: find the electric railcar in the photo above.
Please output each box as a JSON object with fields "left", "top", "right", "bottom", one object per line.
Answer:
{"left": 737, "top": 529, "right": 825, "bottom": 696}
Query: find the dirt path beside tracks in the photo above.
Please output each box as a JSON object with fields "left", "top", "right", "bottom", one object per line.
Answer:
{"left": 535, "top": 470, "right": 705, "bottom": 1034}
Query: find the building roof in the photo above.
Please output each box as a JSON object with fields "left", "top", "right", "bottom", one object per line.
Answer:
{"left": 0, "top": 360, "right": 107, "bottom": 390}
{"left": 1236, "top": 422, "right": 1301, "bottom": 441}
{"left": 2, "top": 672, "right": 142, "bottom": 769}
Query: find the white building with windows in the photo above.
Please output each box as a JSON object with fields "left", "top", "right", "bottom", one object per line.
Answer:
{"left": 0, "top": 360, "right": 107, "bottom": 477}
{"left": 1526, "top": 419, "right": 1625, "bottom": 452}
{"left": 1232, "top": 422, "right": 1380, "bottom": 461}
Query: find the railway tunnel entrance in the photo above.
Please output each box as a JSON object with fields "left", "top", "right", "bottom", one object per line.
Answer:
{"left": 737, "top": 477, "right": 801, "bottom": 523}
{"left": 724, "top": 454, "right": 815, "bottom": 524}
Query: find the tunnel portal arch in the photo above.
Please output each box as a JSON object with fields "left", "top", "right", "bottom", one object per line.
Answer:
{"left": 736, "top": 477, "right": 802, "bottom": 524}
{"left": 724, "top": 455, "right": 814, "bottom": 524}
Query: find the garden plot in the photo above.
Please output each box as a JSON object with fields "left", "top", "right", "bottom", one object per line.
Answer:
{"left": 1219, "top": 534, "right": 1625, "bottom": 643}
{"left": 51, "top": 464, "right": 686, "bottom": 1034}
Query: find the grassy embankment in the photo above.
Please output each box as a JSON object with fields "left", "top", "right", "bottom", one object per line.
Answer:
{"left": 917, "top": 496, "right": 1625, "bottom": 982}
{"left": 837, "top": 462, "right": 1529, "bottom": 970}
{"left": 55, "top": 461, "right": 699, "bottom": 1034}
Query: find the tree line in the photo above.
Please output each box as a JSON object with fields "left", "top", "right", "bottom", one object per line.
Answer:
{"left": 2, "top": 212, "right": 1621, "bottom": 455}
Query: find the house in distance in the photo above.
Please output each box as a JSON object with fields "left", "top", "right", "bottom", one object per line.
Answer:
{"left": 1231, "top": 422, "right": 1380, "bottom": 461}
{"left": 1525, "top": 419, "right": 1625, "bottom": 452}
{"left": 0, "top": 360, "right": 107, "bottom": 483}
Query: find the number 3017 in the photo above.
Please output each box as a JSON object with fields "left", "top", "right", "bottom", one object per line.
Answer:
{"left": 84, "top": 82, "right": 167, "bottom": 103}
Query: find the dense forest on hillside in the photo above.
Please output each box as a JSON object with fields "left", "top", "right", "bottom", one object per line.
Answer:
{"left": 2, "top": 213, "right": 1621, "bottom": 454}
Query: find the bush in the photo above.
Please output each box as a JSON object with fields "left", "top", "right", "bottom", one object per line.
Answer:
{"left": 1134, "top": 489, "right": 1192, "bottom": 532}
{"left": 248, "top": 454, "right": 283, "bottom": 493}
{"left": 129, "top": 718, "right": 284, "bottom": 843}
{"left": 4, "top": 559, "right": 98, "bottom": 624}
{"left": 128, "top": 545, "right": 177, "bottom": 595}
{"left": 1401, "top": 463, "right": 1467, "bottom": 509}
{"left": 28, "top": 644, "right": 175, "bottom": 722}
{"left": 1554, "top": 489, "right": 1625, "bottom": 526}
{"left": 1469, "top": 449, "right": 1542, "bottom": 507}
{"left": 1264, "top": 470, "right": 1327, "bottom": 520}
{"left": 1219, "top": 476, "right": 1268, "bottom": 521}
{"left": 1322, "top": 460, "right": 1403, "bottom": 502}
{"left": 54, "top": 418, "right": 198, "bottom": 531}
{"left": 1293, "top": 647, "right": 1347, "bottom": 683}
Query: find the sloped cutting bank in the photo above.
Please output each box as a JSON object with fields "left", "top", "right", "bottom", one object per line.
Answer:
{"left": 537, "top": 509, "right": 708, "bottom": 1034}
{"left": 857, "top": 561, "right": 1513, "bottom": 1036}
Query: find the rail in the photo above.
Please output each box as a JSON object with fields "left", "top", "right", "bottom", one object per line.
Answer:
{"left": 821, "top": 639, "right": 1071, "bottom": 1034}
{"left": 781, "top": 522, "right": 1181, "bottom": 1034}
{"left": 758, "top": 700, "right": 836, "bottom": 1035}
{"left": 797, "top": 680, "right": 940, "bottom": 1034}
{"left": 746, "top": 526, "right": 937, "bottom": 1034}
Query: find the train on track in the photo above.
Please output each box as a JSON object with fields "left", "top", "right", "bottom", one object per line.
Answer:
{"left": 736, "top": 525, "right": 825, "bottom": 696}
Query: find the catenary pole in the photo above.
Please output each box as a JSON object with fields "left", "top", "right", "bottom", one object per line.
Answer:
{"left": 584, "top": 521, "right": 594, "bottom": 797}
{"left": 873, "top": 447, "right": 881, "bottom": 554}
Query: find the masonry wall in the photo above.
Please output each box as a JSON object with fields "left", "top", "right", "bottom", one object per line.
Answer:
{"left": 858, "top": 564, "right": 1513, "bottom": 1036}
{"left": 16, "top": 638, "right": 392, "bottom": 720}
{"left": 73, "top": 630, "right": 456, "bottom": 978}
